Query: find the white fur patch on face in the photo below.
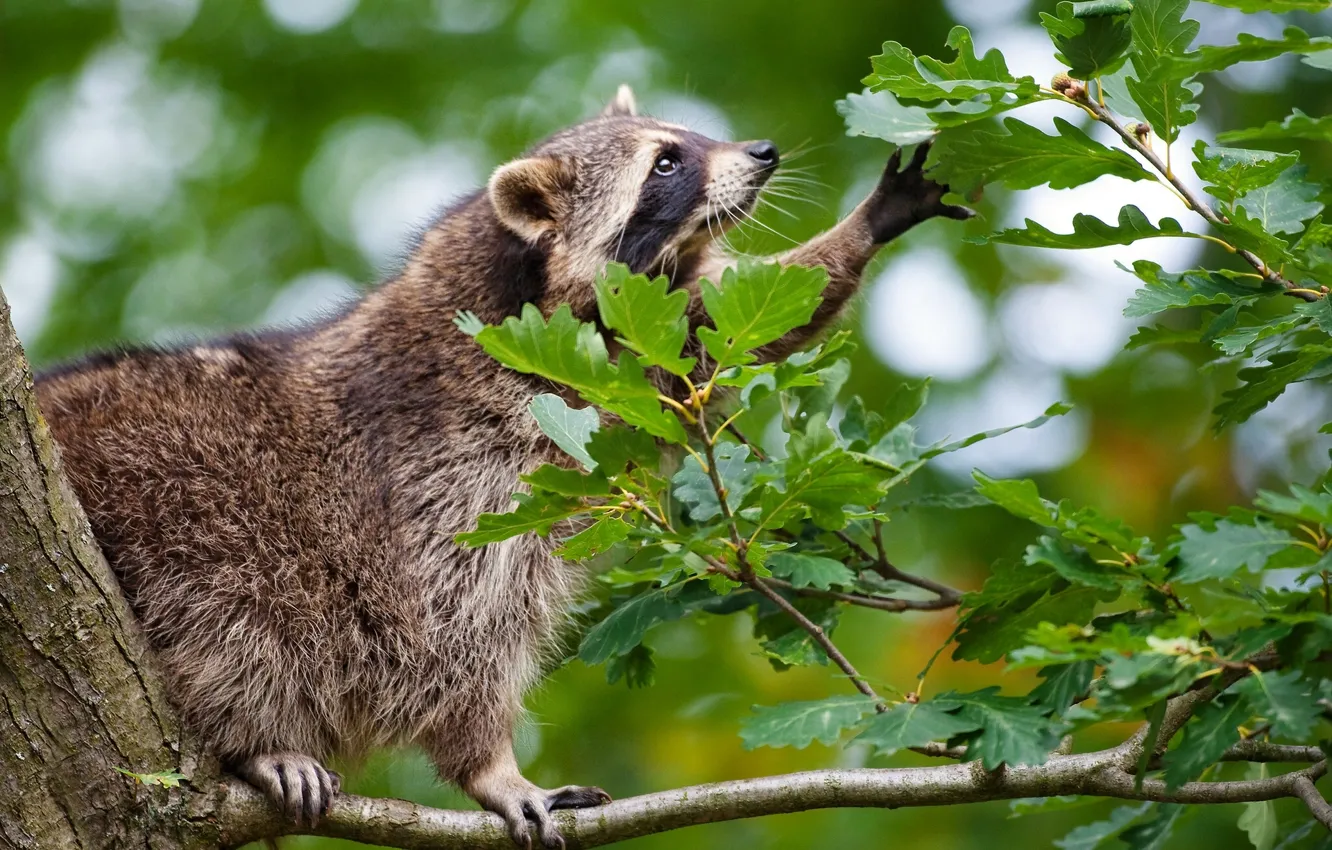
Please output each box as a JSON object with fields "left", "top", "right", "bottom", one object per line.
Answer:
{"left": 571, "top": 129, "right": 682, "bottom": 282}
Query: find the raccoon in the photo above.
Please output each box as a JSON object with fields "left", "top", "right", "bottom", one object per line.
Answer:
{"left": 34, "top": 84, "right": 970, "bottom": 848}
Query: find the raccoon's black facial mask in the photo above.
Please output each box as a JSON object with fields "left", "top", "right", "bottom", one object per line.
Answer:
{"left": 614, "top": 133, "right": 779, "bottom": 275}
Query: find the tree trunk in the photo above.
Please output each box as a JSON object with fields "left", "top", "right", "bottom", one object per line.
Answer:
{"left": 0, "top": 290, "right": 224, "bottom": 849}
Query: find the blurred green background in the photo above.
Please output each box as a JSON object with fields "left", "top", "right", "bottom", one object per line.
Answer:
{"left": 3, "top": 1, "right": 1331, "bottom": 847}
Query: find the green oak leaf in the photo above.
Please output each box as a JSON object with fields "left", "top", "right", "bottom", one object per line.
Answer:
{"left": 1026, "top": 536, "right": 1122, "bottom": 590}
{"left": 529, "top": 394, "right": 600, "bottom": 470}
{"left": 863, "top": 25, "right": 1040, "bottom": 103}
{"left": 1218, "top": 109, "right": 1332, "bottom": 145}
{"left": 856, "top": 698, "right": 981, "bottom": 756}
{"left": 1192, "top": 143, "right": 1299, "bottom": 206}
{"left": 521, "top": 464, "right": 611, "bottom": 498}
{"left": 579, "top": 584, "right": 692, "bottom": 665}
{"left": 595, "top": 263, "right": 696, "bottom": 376}
{"left": 472, "top": 304, "right": 686, "bottom": 442}
{"left": 672, "top": 442, "right": 758, "bottom": 522}
{"left": 1032, "top": 661, "right": 1097, "bottom": 712}
{"left": 1237, "top": 765, "right": 1279, "bottom": 850}
{"left": 1172, "top": 518, "right": 1296, "bottom": 583}
{"left": 696, "top": 262, "right": 828, "bottom": 367}
{"left": 956, "top": 583, "right": 1111, "bottom": 664}
{"left": 1214, "top": 347, "right": 1332, "bottom": 429}
{"left": 605, "top": 643, "right": 655, "bottom": 688}
{"left": 971, "top": 205, "right": 1187, "bottom": 250}
{"left": 456, "top": 492, "right": 586, "bottom": 547}
{"left": 1154, "top": 28, "right": 1332, "bottom": 80}
{"left": 1234, "top": 671, "right": 1320, "bottom": 740}
{"left": 946, "top": 688, "right": 1065, "bottom": 769}
{"left": 929, "top": 117, "right": 1155, "bottom": 196}
{"left": 1197, "top": 0, "right": 1329, "bottom": 10}
{"left": 1041, "top": 1, "right": 1133, "bottom": 79}
{"left": 1161, "top": 695, "right": 1249, "bottom": 789}
{"left": 553, "top": 517, "right": 630, "bottom": 560}
{"left": 1120, "top": 804, "right": 1185, "bottom": 850}
{"left": 973, "top": 473, "right": 1057, "bottom": 526}
{"left": 1055, "top": 804, "right": 1151, "bottom": 850}
{"left": 1235, "top": 164, "right": 1324, "bottom": 236}
{"left": 1124, "top": 0, "right": 1202, "bottom": 143}
{"left": 739, "top": 695, "right": 877, "bottom": 750}
{"left": 768, "top": 552, "right": 856, "bottom": 590}
{"left": 1122, "top": 261, "right": 1262, "bottom": 317}
{"left": 585, "top": 425, "right": 658, "bottom": 475}
{"left": 1254, "top": 483, "right": 1332, "bottom": 525}
{"left": 837, "top": 90, "right": 938, "bottom": 146}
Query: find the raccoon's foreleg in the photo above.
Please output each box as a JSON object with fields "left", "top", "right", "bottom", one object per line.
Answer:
{"left": 460, "top": 743, "right": 611, "bottom": 849}
{"left": 755, "top": 142, "right": 973, "bottom": 362}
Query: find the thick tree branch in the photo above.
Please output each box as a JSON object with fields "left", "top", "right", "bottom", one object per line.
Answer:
{"left": 219, "top": 756, "right": 1330, "bottom": 849}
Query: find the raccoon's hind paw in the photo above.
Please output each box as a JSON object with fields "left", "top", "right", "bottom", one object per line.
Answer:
{"left": 234, "top": 752, "right": 341, "bottom": 827}
{"left": 470, "top": 772, "right": 611, "bottom": 849}
{"left": 866, "top": 141, "right": 974, "bottom": 244}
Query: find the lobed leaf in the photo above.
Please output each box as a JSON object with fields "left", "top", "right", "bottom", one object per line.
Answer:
{"left": 946, "top": 688, "right": 1065, "bottom": 769}
{"left": 1172, "top": 518, "right": 1296, "bottom": 583}
{"left": 863, "top": 26, "right": 1040, "bottom": 103}
{"left": 595, "top": 264, "right": 696, "bottom": 376}
{"left": 473, "top": 304, "right": 687, "bottom": 442}
{"left": 1219, "top": 109, "right": 1332, "bottom": 145}
{"left": 929, "top": 117, "right": 1155, "bottom": 196}
{"left": 529, "top": 394, "right": 600, "bottom": 470}
{"left": 1234, "top": 164, "right": 1324, "bottom": 236}
{"left": 1161, "top": 695, "right": 1248, "bottom": 788}
{"left": 672, "top": 442, "right": 758, "bottom": 522}
{"left": 740, "top": 695, "right": 877, "bottom": 750}
{"left": 457, "top": 492, "right": 586, "bottom": 547}
{"left": 1122, "top": 261, "right": 1262, "bottom": 318}
{"left": 1041, "top": 1, "right": 1133, "bottom": 79}
{"left": 856, "top": 698, "right": 981, "bottom": 756}
{"left": 1153, "top": 27, "right": 1332, "bottom": 80}
{"left": 1192, "top": 143, "right": 1299, "bottom": 206}
{"left": 972, "top": 205, "right": 1187, "bottom": 250}
{"left": 697, "top": 262, "right": 828, "bottom": 367}
{"left": 768, "top": 552, "right": 856, "bottom": 590}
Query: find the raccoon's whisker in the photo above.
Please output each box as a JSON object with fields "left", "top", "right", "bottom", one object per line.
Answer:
{"left": 734, "top": 203, "right": 798, "bottom": 245}
{"left": 757, "top": 196, "right": 800, "bottom": 220}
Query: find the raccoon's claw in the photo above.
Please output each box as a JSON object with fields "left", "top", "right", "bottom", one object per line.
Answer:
{"left": 867, "top": 140, "right": 974, "bottom": 243}
{"left": 234, "top": 752, "right": 341, "bottom": 827}
{"left": 546, "top": 784, "right": 613, "bottom": 810}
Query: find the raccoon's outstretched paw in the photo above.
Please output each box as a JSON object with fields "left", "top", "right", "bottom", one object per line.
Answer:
{"left": 866, "top": 140, "right": 974, "bottom": 243}
{"left": 234, "top": 752, "right": 341, "bottom": 827}
{"left": 545, "top": 784, "right": 613, "bottom": 811}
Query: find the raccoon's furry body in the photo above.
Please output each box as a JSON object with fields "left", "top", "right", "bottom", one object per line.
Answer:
{"left": 35, "top": 86, "right": 969, "bottom": 847}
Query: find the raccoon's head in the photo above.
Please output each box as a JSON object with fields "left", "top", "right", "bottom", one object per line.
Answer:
{"left": 487, "top": 85, "right": 778, "bottom": 313}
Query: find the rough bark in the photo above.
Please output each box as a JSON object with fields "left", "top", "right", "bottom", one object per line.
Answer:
{"left": 0, "top": 291, "right": 224, "bottom": 849}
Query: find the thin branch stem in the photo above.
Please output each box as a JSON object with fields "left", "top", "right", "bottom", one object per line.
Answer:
{"left": 1293, "top": 775, "right": 1332, "bottom": 831}
{"left": 746, "top": 576, "right": 883, "bottom": 705}
{"left": 761, "top": 576, "right": 960, "bottom": 612}
{"left": 1083, "top": 98, "right": 1317, "bottom": 303}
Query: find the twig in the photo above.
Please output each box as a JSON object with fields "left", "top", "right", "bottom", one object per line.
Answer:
{"left": 1083, "top": 99, "right": 1317, "bottom": 303}
{"left": 762, "top": 577, "right": 959, "bottom": 612}
{"left": 1292, "top": 775, "right": 1332, "bottom": 831}
{"left": 747, "top": 577, "right": 883, "bottom": 705}
{"left": 871, "top": 520, "right": 963, "bottom": 604}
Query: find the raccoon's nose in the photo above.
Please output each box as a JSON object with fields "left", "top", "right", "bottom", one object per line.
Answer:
{"left": 745, "top": 141, "right": 779, "bottom": 167}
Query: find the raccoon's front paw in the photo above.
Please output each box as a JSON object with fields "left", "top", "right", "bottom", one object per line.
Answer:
{"left": 470, "top": 771, "right": 611, "bottom": 848}
{"left": 865, "top": 141, "right": 974, "bottom": 244}
{"left": 234, "top": 752, "right": 341, "bottom": 827}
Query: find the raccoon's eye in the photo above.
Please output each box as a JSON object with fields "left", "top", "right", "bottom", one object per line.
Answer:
{"left": 653, "top": 155, "right": 679, "bottom": 177}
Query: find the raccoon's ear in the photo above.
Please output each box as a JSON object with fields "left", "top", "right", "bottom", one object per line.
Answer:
{"left": 488, "top": 157, "right": 575, "bottom": 243}
{"left": 601, "top": 83, "right": 638, "bottom": 117}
